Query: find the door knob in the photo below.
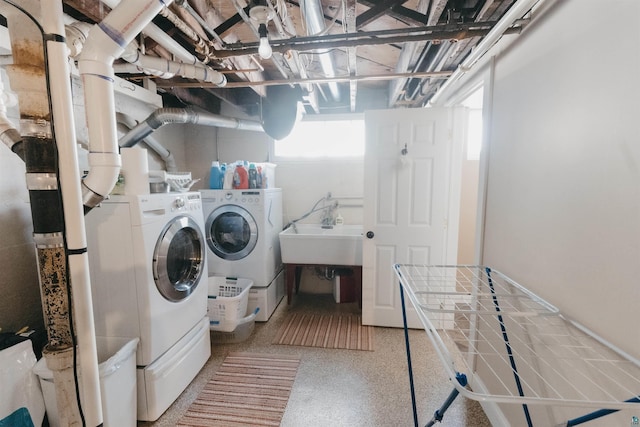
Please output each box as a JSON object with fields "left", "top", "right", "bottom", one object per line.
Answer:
{"left": 366, "top": 231, "right": 374, "bottom": 239}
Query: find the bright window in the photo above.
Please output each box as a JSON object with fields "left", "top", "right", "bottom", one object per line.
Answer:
{"left": 274, "top": 117, "right": 365, "bottom": 158}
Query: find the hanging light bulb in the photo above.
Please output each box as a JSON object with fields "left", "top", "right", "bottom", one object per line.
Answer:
{"left": 257, "top": 23, "right": 272, "bottom": 59}
{"left": 249, "top": 2, "right": 275, "bottom": 60}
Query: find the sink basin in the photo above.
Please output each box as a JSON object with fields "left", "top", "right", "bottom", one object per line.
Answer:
{"left": 279, "top": 224, "right": 363, "bottom": 266}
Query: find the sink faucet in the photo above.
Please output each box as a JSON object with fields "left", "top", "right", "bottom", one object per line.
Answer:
{"left": 321, "top": 201, "right": 338, "bottom": 228}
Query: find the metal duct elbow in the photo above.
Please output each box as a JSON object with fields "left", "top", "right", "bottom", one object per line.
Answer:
{"left": 119, "top": 107, "right": 263, "bottom": 148}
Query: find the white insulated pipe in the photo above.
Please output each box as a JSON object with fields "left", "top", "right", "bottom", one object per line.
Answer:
{"left": 429, "top": 0, "right": 546, "bottom": 106}
{"left": 78, "top": 0, "right": 178, "bottom": 207}
{"left": 43, "top": 1, "right": 103, "bottom": 425}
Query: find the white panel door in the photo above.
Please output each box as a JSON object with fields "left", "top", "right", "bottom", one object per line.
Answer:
{"left": 362, "top": 107, "right": 463, "bottom": 328}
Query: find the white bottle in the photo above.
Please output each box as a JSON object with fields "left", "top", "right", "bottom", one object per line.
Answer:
{"left": 223, "top": 163, "right": 235, "bottom": 189}
{"left": 335, "top": 213, "right": 344, "bottom": 226}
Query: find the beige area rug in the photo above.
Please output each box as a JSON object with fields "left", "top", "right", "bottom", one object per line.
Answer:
{"left": 273, "top": 313, "right": 374, "bottom": 351}
{"left": 177, "top": 352, "right": 300, "bottom": 427}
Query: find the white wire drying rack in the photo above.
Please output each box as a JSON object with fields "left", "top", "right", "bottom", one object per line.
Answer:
{"left": 394, "top": 264, "right": 640, "bottom": 427}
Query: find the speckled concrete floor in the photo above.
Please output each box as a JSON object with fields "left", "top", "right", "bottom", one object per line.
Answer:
{"left": 140, "top": 293, "right": 491, "bottom": 427}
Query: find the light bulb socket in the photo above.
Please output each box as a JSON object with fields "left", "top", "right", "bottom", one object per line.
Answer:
{"left": 258, "top": 23, "right": 268, "bottom": 39}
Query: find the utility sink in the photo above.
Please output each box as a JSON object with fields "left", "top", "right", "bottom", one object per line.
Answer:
{"left": 279, "top": 224, "right": 363, "bottom": 266}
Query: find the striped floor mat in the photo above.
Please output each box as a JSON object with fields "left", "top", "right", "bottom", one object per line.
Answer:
{"left": 273, "top": 313, "right": 374, "bottom": 351}
{"left": 177, "top": 352, "right": 300, "bottom": 427}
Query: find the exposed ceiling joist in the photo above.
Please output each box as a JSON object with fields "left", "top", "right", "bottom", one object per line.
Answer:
{"left": 56, "top": 0, "right": 526, "bottom": 118}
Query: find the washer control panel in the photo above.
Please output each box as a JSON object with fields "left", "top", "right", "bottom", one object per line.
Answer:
{"left": 217, "top": 190, "right": 262, "bottom": 205}
{"left": 172, "top": 193, "right": 202, "bottom": 213}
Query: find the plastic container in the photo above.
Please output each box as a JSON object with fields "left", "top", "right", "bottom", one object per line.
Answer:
{"left": 260, "top": 162, "right": 276, "bottom": 188}
{"left": 207, "top": 276, "right": 254, "bottom": 332}
{"left": 209, "top": 308, "right": 259, "bottom": 344}
{"left": 209, "top": 161, "right": 223, "bottom": 189}
{"left": 33, "top": 337, "right": 139, "bottom": 427}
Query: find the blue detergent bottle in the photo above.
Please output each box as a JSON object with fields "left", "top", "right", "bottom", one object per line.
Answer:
{"left": 209, "top": 161, "right": 223, "bottom": 189}
{"left": 248, "top": 163, "right": 258, "bottom": 189}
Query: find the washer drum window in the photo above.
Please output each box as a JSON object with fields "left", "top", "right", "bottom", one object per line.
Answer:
{"left": 153, "top": 215, "right": 205, "bottom": 302}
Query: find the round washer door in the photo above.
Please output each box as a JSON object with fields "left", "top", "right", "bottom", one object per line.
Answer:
{"left": 153, "top": 215, "right": 206, "bottom": 302}
{"left": 205, "top": 205, "right": 258, "bottom": 261}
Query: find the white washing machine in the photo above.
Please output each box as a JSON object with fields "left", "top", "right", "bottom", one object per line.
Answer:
{"left": 200, "top": 188, "right": 284, "bottom": 321}
{"left": 85, "top": 192, "right": 210, "bottom": 421}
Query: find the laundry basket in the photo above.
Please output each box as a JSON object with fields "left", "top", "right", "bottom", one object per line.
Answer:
{"left": 207, "top": 276, "right": 253, "bottom": 332}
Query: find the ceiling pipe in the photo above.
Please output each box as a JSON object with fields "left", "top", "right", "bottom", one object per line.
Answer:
{"left": 119, "top": 42, "right": 227, "bottom": 85}
{"left": 387, "top": 0, "right": 432, "bottom": 107}
{"left": 300, "top": 0, "right": 341, "bottom": 102}
{"left": 429, "top": 0, "right": 545, "bottom": 106}
{"left": 67, "top": 21, "right": 227, "bottom": 85}
{"left": 119, "top": 107, "right": 264, "bottom": 148}
{"left": 100, "top": 0, "right": 199, "bottom": 64}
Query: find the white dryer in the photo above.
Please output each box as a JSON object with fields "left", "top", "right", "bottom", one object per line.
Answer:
{"left": 85, "top": 192, "right": 210, "bottom": 421}
{"left": 200, "top": 189, "right": 284, "bottom": 321}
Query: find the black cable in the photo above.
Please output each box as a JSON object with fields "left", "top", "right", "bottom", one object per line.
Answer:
{"left": 485, "top": 267, "right": 533, "bottom": 427}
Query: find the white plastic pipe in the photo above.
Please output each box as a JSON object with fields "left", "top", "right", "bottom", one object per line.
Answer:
{"left": 119, "top": 48, "right": 226, "bottom": 85}
{"left": 43, "top": 1, "right": 103, "bottom": 425}
{"left": 101, "top": 0, "right": 199, "bottom": 64}
{"left": 78, "top": 0, "right": 176, "bottom": 207}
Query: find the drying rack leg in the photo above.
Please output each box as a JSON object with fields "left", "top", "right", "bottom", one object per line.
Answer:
{"left": 425, "top": 373, "right": 468, "bottom": 427}
{"left": 399, "top": 282, "right": 419, "bottom": 427}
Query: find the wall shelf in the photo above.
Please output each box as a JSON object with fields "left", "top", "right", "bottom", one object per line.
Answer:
{"left": 394, "top": 264, "right": 640, "bottom": 426}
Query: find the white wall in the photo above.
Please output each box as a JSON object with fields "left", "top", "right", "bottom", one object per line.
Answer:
{"left": 445, "top": 1, "right": 639, "bottom": 425}
{"left": 484, "top": 0, "right": 639, "bottom": 358}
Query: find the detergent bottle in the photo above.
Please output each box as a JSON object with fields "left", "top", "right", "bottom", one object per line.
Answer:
{"left": 248, "top": 163, "right": 258, "bottom": 189}
{"left": 209, "top": 161, "right": 223, "bottom": 189}
{"left": 223, "top": 163, "right": 234, "bottom": 189}
{"left": 232, "top": 161, "right": 249, "bottom": 189}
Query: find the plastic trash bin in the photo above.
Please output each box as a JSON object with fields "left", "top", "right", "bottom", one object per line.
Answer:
{"left": 33, "top": 337, "right": 138, "bottom": 427}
